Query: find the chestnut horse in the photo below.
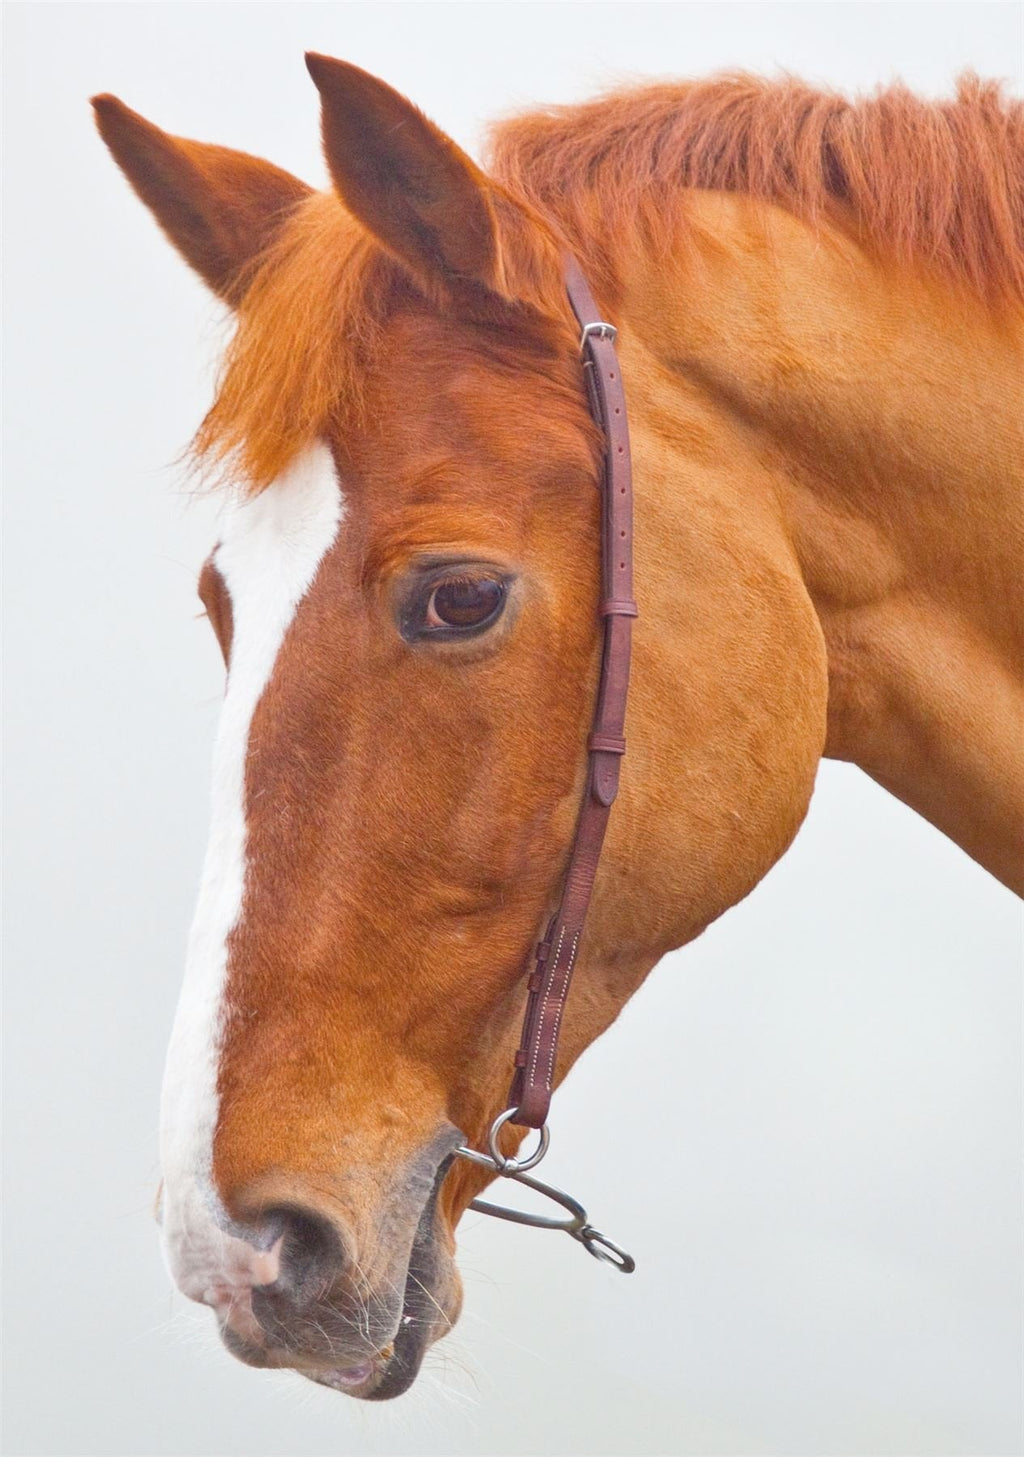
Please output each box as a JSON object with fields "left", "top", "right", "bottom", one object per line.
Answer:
{"left": 93, "top": 58, "right": 1023, "bottom": 1399}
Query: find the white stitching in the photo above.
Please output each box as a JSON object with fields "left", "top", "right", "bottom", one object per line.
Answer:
{"left": 541, "top": 929, "right": 581, "bottom": 1090}
{"left": 526, "top": 922, "right": 567, "bottom": 1088}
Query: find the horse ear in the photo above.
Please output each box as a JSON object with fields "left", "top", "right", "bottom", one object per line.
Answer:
{"left": 91, "top": 95, "right": 311, "bottom": 303}
{"left": 304, "top": 53, "right": 501, "bottom": 293}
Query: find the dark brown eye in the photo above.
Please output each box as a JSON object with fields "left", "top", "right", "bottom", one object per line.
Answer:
{"left": 400, "top": 569, "right": 510, "bottom": 642}
{"left": 427, "top": 576, "right": 505, "bottom": 629}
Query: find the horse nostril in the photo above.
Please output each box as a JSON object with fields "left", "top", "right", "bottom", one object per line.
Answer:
{"left": 256, "top": 1206, "right": 345, "bottom": 1308}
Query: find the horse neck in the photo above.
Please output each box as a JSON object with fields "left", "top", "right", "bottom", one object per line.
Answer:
{"left": 619, "top": 190, "right": 1024, "bottom": 894}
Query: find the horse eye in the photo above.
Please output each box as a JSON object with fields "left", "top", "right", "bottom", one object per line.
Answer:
{"left": 400, "top": 571, "right": 509, "bottom": 642}
{"left": 426, "top": 576, "right": 505, "bottom": 631}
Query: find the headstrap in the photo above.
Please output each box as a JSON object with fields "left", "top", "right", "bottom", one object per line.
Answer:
{"left": 506, "top": 256, "right": 636, "bottom": 1128}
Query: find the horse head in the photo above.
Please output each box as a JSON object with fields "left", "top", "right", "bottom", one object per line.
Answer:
{"left": 94, "top": 55, "right": 828, "bottom": 1397}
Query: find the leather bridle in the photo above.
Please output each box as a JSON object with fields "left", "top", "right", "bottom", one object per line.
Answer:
{"left": 454, "top": 258, "right": 637, "bottom": 1273}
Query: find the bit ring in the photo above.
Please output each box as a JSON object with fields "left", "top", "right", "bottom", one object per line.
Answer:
{"left": 486, "top": 1108, "right": 550, "bottom": 1173}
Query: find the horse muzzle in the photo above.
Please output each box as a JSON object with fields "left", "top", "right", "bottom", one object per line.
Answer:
{"left": 162, "top": 1137, "right": 462, "bottom": 1399}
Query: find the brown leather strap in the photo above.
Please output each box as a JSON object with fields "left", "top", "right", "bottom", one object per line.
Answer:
{"left": 506, "top": 256, "right": 635, "bottom": 1128}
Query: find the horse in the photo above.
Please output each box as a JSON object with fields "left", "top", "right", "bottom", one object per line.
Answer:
{"left": 92, "top": 55, "right": 1023, "bottom": 1400}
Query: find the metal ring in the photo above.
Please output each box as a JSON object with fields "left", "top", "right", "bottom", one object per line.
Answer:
{"left": 486, "top": 1108, "right": 550, "bottom": 1174}
{"left": 578, "top": 1227, "right": 637, "bottom": 1274}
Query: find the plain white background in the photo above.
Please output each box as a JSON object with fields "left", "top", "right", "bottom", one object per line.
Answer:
{"left": 4, "top": 4, "right": 1023, "bottom": 1455}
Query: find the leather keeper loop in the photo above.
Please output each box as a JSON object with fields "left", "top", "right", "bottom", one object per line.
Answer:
{"left": 589, "top": 732, "right": 626, "bottom": 755}
{"left": 600, "top": 599, "right": 638, "bottom": 618}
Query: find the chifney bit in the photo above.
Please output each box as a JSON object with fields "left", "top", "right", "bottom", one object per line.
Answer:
{"left": 454, "top": 256, "right": 637, "bottom": 1274}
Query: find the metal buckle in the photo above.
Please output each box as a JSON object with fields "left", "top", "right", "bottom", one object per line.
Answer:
{"left": 579, "top": 320, "right": 617, "bottom": 356}
{"left": 454, "top": 1110, "right": 636, "bottom": 1274}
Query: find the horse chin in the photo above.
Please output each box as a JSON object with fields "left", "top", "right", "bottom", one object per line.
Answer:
{"left": 319, "top": 1250, "right": 462, "bottom": 1403}
{"left": 303, "top": 1312, "right": 438, "bottom": 1401}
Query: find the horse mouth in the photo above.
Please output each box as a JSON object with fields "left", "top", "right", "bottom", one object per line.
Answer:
{"left": 219, "top": 1263, "right": 447, "bottom": 1400}
{"left": 316, "top": 1251, "right": 451, "bottom": 1403}
{"left": 309, "top": 1302, "right": 435, "bottom": 1401}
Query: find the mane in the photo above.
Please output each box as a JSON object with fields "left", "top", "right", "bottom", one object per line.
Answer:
{"left": 198, "top": 71, "right": 1023, "bottom": 490}
{"left": 488, "top": 72, "right": 1024, "bottom": 305}
{"left": 194, "top": 192, "right": 567, "bottom": 489}
{"left": 195, "top": 201, "right": 399, "bottom": 487}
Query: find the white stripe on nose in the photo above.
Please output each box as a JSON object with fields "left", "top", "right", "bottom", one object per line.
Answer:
{"left": 159, "top": 443, "right": 344, "bottom": 1294}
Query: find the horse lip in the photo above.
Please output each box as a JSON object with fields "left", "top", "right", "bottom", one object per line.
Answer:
{"left": 310, "top": 1360, "right": 377, "bottom": 1392}
{"left": 223, "top": 1291, "right": 442, "bottom": 1400}
{"left": 354, "top": 1312, "right": 435, "bottom": 1401}
{"left": 311, "top": 1161, "right": 457, "bottom": 1400}
{"left": 338, "top": 1201, "right": 455, "bottom": 1400}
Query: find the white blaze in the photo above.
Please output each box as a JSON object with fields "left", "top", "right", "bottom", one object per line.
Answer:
{"left": 160, "top": 443, "right": 344, "bottom": 1297}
